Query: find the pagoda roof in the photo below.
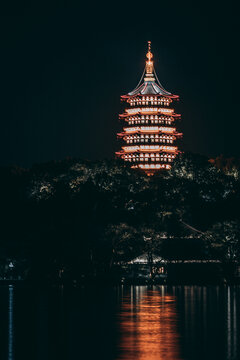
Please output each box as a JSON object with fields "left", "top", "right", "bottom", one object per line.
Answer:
{"left": 121, "top": 67, "right": 179, "bottom": 99}
{"left": 121, "top": 80, "right": 177, "bottom": 99}
{"left": 121, "top": 42, "right": 179, "bottom": 100}
{"left": 128, "top": 77, "right": 171, "bottom": 97}
{"left": 127, "top": 253, "right": 165, "bottom": 264}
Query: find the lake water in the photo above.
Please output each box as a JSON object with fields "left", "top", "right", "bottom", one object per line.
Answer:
{"left": 0, "top": 285, "right": 239, "bottom": 360}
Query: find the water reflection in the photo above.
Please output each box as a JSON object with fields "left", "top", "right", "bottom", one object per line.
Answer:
{"left": 1, "top": 285, "right": 239, "bottom": 360}
{"left": 116, "top": 286, "right": 182, "bottom": 360}
{"left": 8, "top": 285, "right": 14, "bottom": 360}
{"left": 227, "top": 286, "right": 238, "bottom": 360}
{"left": 116, "top": 286, "right": 240, "bottom": 360}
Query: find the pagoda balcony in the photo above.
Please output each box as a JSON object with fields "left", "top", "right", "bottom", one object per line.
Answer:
{"left": 119, "top": 113, "right": 181, "bottom": 119}
{"left": 125, "top": 120, "right": 175, "bottom": 126}
{"left": 124, "top": 140, "right": 176, "bottom": 145}
{"left": 122, "top": 145, "right": 178, "bottom": 153}
{"left": 116, "top": 150, "right": 178, "bottom": 159}
{"left": 127, "top": 99, "right": 172, "bottom": 107}
{"left": 123, "top": 107, "right": 175, "bottom": 116}
{"left": 123, "top": 126, "right": 177, "bottom": 135}
{"left": 133, "top": 163, "right": 172, "bottom": 170}
{"left": 125, "top": 121, "right": 175, "bottom": 126}
{"left": 117, "top": 130, "right": 182, "bottom": 138}
{"left": 121, "top": 158, "right": 175, "bottom": 165}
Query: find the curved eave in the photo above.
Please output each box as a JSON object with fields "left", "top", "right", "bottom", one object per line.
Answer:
{"left": 117, "top": 131, "right": 182, "bottom": 137}
{"left": 119, "top": 112, "right": 181, "bottom": 118}
{"left": 117, "top": 149, "right": 180, "bottom": 155}
{"left": 121, "top": 93, "right": 179, "bottom": 100}
{"left": 122, "top": 149, "right": 179, "bottom": 153}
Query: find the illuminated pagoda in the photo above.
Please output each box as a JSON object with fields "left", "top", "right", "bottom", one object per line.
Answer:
{"left": 116, "top": 41, "right": 182, "bottom": 173}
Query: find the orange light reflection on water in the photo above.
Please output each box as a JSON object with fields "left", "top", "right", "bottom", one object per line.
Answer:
{"left": 116, "top": 286, "right": 182, "bottom": 360}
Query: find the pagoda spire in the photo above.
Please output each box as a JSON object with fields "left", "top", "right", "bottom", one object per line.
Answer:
{"left": 145, "top": 41, "right": 154, "bottom": 80}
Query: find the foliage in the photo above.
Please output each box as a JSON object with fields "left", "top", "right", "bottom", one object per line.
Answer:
{"left": 0, "top": 152, "right": 239, "bottom": 279}
{"left": 203, "top": 221, "right": 240, "bottom": 262}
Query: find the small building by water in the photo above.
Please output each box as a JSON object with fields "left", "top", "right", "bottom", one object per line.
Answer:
{"left": 118, "top": 253, "right": 167, "bottom": 283}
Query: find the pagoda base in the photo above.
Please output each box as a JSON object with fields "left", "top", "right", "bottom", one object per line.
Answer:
{"left": 131, "top": 163, "right": 171, "bottom": 175}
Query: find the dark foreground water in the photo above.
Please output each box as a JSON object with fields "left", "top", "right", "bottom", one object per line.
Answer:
{"left": 0, "top": 285, "right": 239, "bottom": 360}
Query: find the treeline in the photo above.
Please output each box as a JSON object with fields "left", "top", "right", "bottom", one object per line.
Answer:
{"left": 0, "top": 153, "right": 240, "bottom": 280}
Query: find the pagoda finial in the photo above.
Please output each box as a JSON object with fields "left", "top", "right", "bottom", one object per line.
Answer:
{"left": 148, "top": 41, "right": 151, "bottom": 53}
{"left": 146, "top": 41, "right": 153, "bottom": 62}
{"left": 146, "top": 41, "right": 154, "bottom": 76}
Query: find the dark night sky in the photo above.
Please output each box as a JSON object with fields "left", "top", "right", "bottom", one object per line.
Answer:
{"left": 0, "top": 1, "right": 236, "bottom": 167}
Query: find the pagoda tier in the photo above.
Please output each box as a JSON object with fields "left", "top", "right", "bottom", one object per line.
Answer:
{"left": 116, "top": 41, "right": 182, "bottom": 173}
